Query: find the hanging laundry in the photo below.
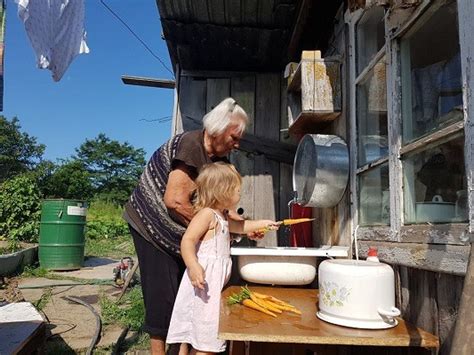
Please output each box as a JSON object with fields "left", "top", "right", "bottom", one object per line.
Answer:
{"left": 0, "top": 0, "right": 5, "bottom": 111}
{"left": 16, "top": 0, "right": 89, "bottom": 81}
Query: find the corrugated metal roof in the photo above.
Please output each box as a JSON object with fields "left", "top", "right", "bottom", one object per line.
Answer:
{"left": 156, "top": 0, "right": 299, "bottom": 71}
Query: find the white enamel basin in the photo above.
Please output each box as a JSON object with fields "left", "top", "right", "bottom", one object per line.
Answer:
{"left": 230, "top": 246, "right": 349, "bottom": 286}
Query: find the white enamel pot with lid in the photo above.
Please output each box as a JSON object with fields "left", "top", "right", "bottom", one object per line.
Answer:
{"left": 317, "top": 259, "right": 401, "bottom": 329}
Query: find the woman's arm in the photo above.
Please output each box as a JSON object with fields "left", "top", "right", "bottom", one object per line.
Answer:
{"left": 181, "top": 208, "right": 214, "bottom": 289}
{"left": 163, "top": 162, "right": 196, "bottom": 225}
{"left": 228, "top": 218, "right": 280, "bottom": 235}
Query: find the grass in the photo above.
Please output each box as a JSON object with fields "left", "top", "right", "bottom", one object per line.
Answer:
{"left": 85, "top": 234, "right": 135, "bottom": 260}
{"left": 100, "top": 286, "right": 145, "bottom": 331}
{"left": 34, "top": 288, "right": 52, "bottom": 311}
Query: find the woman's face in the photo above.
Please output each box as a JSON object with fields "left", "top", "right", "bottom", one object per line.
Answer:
{"left": 210, "top": 115, "right": 245, "bottom": 157}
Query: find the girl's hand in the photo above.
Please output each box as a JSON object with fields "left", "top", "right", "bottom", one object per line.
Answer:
{"left": 188, "top": 263, "right": 206, "bottom": 290}
{"left": 247, "top": 230, "right": 265, "bottom": 240}
{"left": 248, "top": 220, "right": 282, "bottom": 240}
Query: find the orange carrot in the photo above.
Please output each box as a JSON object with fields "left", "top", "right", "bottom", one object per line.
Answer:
{"left": 249, "top": 294, "right": 282, "bottom": 313}
{"left": 282, "top": 218, "right": 315, "bottom": 225}
{"left": 266, "top": 301, "right": 302, "bottom": 315}
{"left": 253, "top": 292, "right": 296, "bottom": 308}
{"left": 242, "top": 299, "right": 277, "bottom": 317}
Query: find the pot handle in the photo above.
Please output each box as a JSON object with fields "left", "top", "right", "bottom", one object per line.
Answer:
{"left": 378, "top": 307, "right": 401, "bottom": 318}
{"left": 432, "top": 195, "right": 444, "bottom": 202}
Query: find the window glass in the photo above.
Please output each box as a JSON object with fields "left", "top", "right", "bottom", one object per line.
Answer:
{"left": 356, "top": 6, "right": 385, "bottom": 75}
{"left": 401, "top": 1, "right": 462, "bottom": 143}
{"left": 358, "top": 163, "right": 390, "bottom": 226}
{"left": 357, "top": 57, "right": 388, "bottom": 166}
{"left": 403, "top": 136, "right": 467, "bottom": 224}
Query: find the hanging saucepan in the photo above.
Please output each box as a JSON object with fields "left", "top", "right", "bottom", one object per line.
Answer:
{"left": 292, "top": 134, "right": 349, "bottom": 208}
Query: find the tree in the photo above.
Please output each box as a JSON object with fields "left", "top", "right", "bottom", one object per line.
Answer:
{"left": 41, "top": 160, "right": 94, "bottom": 201}
{"left": 0, "top": 116, "right": 45, "bottom": 182}
{"left": 75, "top": 133, "right": 146, "bottom": 205}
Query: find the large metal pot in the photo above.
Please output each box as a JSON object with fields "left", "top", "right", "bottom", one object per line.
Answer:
{"left": 292, "top": 134, "right": 349, "bottom": 208}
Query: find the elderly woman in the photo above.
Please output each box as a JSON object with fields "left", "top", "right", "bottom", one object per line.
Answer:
{"left": 124, "top": 97, "right": 248, "bottom": 355}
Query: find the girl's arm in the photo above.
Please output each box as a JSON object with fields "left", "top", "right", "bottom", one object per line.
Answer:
{"left": 181, "top": 208, "right": 214, "bottom": 290}
{"left": 228, "top": 218, "right": 280, "bottom": 235}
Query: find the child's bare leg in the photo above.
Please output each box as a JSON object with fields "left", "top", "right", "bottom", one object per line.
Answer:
{"left": 179, "top": 343, "right": 189, "bottom": 355}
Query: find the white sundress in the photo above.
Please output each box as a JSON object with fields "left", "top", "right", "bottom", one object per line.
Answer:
{"left": 166, "top": 210, "right": 232, "bottom": 352}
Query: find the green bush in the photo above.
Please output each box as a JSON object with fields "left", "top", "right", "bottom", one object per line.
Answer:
{"left": 86, "top": 200, "right": 129, "bottom": 240}
{"left": 0, "top": 175, "right": 41, "bottom": 248}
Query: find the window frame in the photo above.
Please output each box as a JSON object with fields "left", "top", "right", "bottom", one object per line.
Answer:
{"left": 346, "top": 0, "right": 473, "bottom": 274}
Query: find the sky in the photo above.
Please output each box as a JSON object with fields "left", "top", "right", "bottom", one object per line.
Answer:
{"left": 3, "top": 0, "right": 174, "bottom": 161}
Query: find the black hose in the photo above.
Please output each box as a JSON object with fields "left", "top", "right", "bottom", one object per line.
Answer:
{"left": 65, "top": 296, "right": 102, "bottom": 355}
{"left": 111, "top": 326, "right": 129, "bottom": 355}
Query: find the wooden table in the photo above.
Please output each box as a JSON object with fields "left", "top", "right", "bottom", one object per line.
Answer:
{"left": 0, "top": 302, "right": 46, "bottom": 354}
{"left": 219, "top": 286, "right": 439, "bottom": 355}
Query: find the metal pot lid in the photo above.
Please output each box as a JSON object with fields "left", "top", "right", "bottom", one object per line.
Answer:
{"left": 292, "top": 134, "right": 349, "bottom": 208}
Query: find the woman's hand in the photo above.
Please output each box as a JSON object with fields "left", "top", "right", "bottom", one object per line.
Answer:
{"left": 187, "top": 262, "right": 206, "bottom": 290}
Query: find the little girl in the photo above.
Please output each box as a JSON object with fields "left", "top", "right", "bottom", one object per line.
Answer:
{"left": 166, "top": 162, "right": 280, "bottom": 354}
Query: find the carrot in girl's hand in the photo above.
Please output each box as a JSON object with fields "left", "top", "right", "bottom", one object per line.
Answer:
{"left": 282, "top": 218, "right": 315, "bottom": 225}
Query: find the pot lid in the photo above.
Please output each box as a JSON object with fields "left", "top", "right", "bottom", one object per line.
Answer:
{"left": 292, "top": 134, "right": 349, "bottom": 208}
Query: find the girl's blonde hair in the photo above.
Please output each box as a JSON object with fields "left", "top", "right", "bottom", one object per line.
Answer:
{"left": 193, "top": 162, "right": 242, "bottom": 211}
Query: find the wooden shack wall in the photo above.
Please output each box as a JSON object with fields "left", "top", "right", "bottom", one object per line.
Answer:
{"left": 311, "top": 5, "right": 353, "bottom": 251}
{"left": 173, "top": 70, "right": 295, "bottom": 248}
{"left": 314, "top": 3, "right": 467, "bottom": 354}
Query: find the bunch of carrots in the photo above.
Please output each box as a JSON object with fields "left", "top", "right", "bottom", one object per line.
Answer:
{"left": 227, "top": 286, "right": 301, "bottom": 317}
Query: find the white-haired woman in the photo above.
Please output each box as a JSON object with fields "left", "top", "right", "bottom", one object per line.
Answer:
{"left": 124, "top": 98, "right": 248, "bottom": 355}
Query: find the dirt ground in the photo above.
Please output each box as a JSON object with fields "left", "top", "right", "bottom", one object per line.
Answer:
{"left": 1, "top": 257, "right": 141, "bottom": 353}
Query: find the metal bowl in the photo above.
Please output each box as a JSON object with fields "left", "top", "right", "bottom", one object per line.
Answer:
{"left": 293, "top": 134, "right": 349, "bottom": 208}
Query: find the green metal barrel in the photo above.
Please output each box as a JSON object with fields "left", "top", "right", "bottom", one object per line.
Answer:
{"left": 39, "top": 199, "right": 87, "bottom": 270}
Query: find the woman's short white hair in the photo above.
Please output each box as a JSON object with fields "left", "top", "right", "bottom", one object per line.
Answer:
{"left": 203, "top": 97, "right": 248, "bottom": 136}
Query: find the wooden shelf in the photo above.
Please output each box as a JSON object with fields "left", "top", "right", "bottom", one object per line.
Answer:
{"left": 288, "top": 111, "right": 340, "bottom": 135}
{"left": 287, "top": 62, "right": 301, "bottom": 92}
{"left": 285, "top": 51, "right": 342, "bottom": 135}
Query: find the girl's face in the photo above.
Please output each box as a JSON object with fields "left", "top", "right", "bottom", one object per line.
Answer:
{"left": 228, "top": 186, "right": 241, "bottom": 210}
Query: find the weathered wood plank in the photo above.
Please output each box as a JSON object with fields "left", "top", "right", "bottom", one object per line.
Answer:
{"left": 225, "top": 0, "right": 241, "bottom": 25}
{"left": 241, "top": 0, "right": 258, "bottom": 25}
{"left": 254, "top": 73, "right": 281, "bottom": 246}
{"left": 206, "top": 78, "right": 230, "bottom": 112}
{"left": 451, "top": 244, "right": 474, "bottom": 353}
{"left": 230, "top": 76, "right": 255, "bottom": 221}
{"left": 458, "top": 0, "right": 474, "bottom": 234}
{"left": 278, "top": 163, "right": 293, "bottom": 246}
{"left": 347, "top": 10, "right": 361, "bottom": 256}
{"left": 279, "top": 77, "right": 295, "bottom": 246}
{"left": 190, "top": 0, "right": 209, "bottom": 22}
{"left": 238, "top": 134, "right": 296, "bottom": 165}
{"left": 207, "top": 0, "right": 226, "bottom": 25}
{"left": 288, "top": 0, "right": 313, "bottom": 60}
{"left": 399, "top": 120, "right": 464, "bottom": 156}
{"left": 231, "top": 76, "right": 256, "bottom": 134}
{"left": 254, "top": 155, "right": 279, "bottom": 247}
{"left": 398, "top": 267, "right": 438, "bottom": 336}
{"left": 178, "top": 76, "right": 207, "bottom": 131}
{"left": 257, "top": 0, "right": 273, "bottom": 26}
{"left": 172, "top": 66, "right": 182, "bottom": 135}
{"left": 436, "top": 273, "right": 464, "bottom": 354}
{"left": 358, "top": 241, "right": 470, "bottom": 275}
{"left": 399, "top": 224, "right": 470, "bottom": 245}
